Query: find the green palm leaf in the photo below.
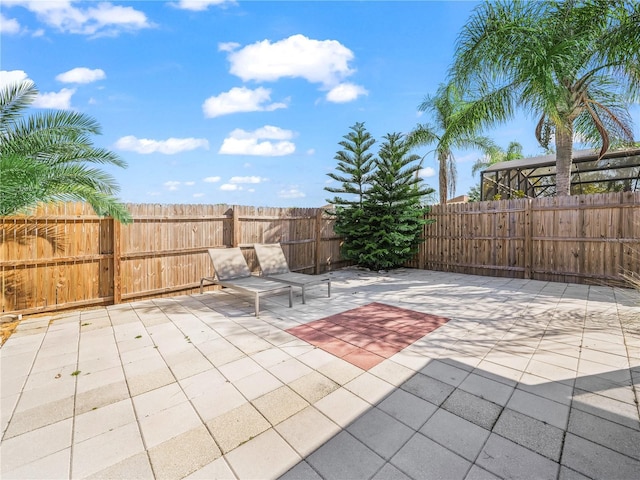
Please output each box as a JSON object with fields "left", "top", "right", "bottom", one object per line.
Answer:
{"left": 0, "top": 80, "right": 131, "bottom": 223}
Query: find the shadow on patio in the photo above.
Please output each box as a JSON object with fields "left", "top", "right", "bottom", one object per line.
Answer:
{"left": 0, "top": 269, "right": 638, "bottom": 479}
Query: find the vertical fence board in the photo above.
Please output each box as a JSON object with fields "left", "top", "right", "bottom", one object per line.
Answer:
{"left": 2, "top": 193, "right": 639, "bottom": 315}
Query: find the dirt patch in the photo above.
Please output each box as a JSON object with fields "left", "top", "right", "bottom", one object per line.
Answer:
{"left": 1, "top": 319, "right": 20, "bottom": 346}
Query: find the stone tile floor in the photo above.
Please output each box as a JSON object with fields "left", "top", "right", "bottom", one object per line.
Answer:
{"left": 1, "top": 268, "right": 639, "bottom": 479}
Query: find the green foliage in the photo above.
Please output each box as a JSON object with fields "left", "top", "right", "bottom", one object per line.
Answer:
{"left": 451, "top": 0, "right": 639, "bottom": 196}
{"left": 467, "top": 185, "right": 481, "bottom": 202}
{"left": 468, "top": 141, "right": 525, "bottom": 201}
{"left": 0, "top": 80, "right": 132, "bottom": 223}
{"left": 471, "top": 141, "right": 524, "bottom": 177}
{"left": 327, "top": 126, "right": 435, "bottom": 271}
{"left": 407, "top": 83, "right": 496, "bottom": 204}
{"left": 325, "top": 122, "right": 376, "bottom": 208}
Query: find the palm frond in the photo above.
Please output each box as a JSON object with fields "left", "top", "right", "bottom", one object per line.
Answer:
{"left": 1, "top": 79, "right": 131, "bottom": 223}
{"left": 0, "top": 80, "right": 37, "bottom": 132}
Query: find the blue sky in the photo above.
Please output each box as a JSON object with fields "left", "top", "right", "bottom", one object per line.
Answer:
{"left": 2, "top": 1, "right": 638, "bottom": 207}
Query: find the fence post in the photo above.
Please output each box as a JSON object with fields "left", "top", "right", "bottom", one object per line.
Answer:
{"left": 315, "top": 209, "right": 323, "bottom": 274}
{"left": 232, "top": 207, "right": 240, "bottom": 248}
{"left": 113, "top": 218, "right": 122, "bottom": 304}
{"left": 524, "top": 198, "right": 533, "bottom": 279}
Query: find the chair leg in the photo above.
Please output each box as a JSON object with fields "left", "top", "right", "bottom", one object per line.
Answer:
{"left": 327, "top": 279, "right": 331, "bottom": 298}
{"left": 301, "top": 286, "right": 306, "bottom": 304}
{"left": 255, "top": 293, "right": 260, "bottom": 317}
{"left": 288, "top": 287, "right": 293, "bottom": 307}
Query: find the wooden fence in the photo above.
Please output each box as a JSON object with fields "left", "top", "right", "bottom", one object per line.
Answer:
{"left": 2, "top": 192, "right": 638, "bottom": 316}
{"left": 1, "top": 204, "right": 344, "bottom": 315}
{"left": 411, "top": 191, "right": 640, "bottom": 286}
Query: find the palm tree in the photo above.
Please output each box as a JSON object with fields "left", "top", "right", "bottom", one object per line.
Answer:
{"left": 471, "top": 141, "right": 524, "bottom": 177}
{"left": 407, "top": 83, "right": 495, "bottom": 204}
{"left": 0, "top": 80, "right": 131, "bottom": 222}
{"left": 451, "top": 0, "right": 639, "bottom": 196}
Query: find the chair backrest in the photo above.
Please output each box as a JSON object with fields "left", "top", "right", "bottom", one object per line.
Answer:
{"left": 208, "top": 247, "right": 251, "bottom": 281}
{"left": 254, "top": 243, "right": 291, "bottom": 275}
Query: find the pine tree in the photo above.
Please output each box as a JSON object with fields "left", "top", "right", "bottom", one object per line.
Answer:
{"left": 356, "top": 133, "right": 434, "bottom": 270}
{"left": 326, "top": 127, "right": 435, "bottom": 271}
{"left": 325, "top": 122, "right": 375, "bottom": 208}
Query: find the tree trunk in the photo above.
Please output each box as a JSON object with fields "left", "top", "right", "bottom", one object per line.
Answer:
{"left": 438, "top": 150, "right": 448, "bottom": 204}
{"left": 555, "top": 127, "right": 573, "bottom": 196}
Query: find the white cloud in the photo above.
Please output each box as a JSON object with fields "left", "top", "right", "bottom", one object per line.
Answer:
{"left": 202, "top": 86, "right": 286, "bottom": 118}
{"left": 229, "top": 125, "right": 294, "bottom": 141}
{"left": 229, "top": 176, "right": 266, "bottom": 184}
{"left": 419, "top": 167, "right": 436, "bottom": 178}
{"left": 226, "top": 34, "right": 355, "bottom": 87}
{"left": 115, "top": 135, "right": 209, "bottom": 154}
{"left": 0, "top": 13, "right": 21, "bottom": 34}
{"left": 219, "top": 126, "right": 296, "bottom": 156}
{"left": 32, "top": 88, "right": 76, "bottom": 109}
{"left": 0, "top": 70, "right": 29, "bottom": 88}
{"left": 174, "top": 0, "right": 235, "bottom": 11}
{"left": 220, "top": 184, "right": 240, "bottom": 191}
{"left": 220, "top": 138, "right": 295, "bottom": 156}
{"left": 278, "top": 186, "right": 306, "bottom": 199}
{"left": 306, "top": 149, "right": 315, "bottom": 156}
{"left": 203, "top": 176, "right": 221, "bottom": 183}
{"left": 326, "top": 82, "right": 368, "bottom": 103}
{"left": 162, "top": 180, "right": 196, "bottom": 191}
{"left": 56, "top": 67, "right": 105, "bottom": 84}
{"left": 218, "top": 41, "right": 240, "bottom": 52}
{"left": 4, "top": 1, "right": 152, "bottom": 36}
{"left": 193, "top": 193, "right": 205, "bottom": 198}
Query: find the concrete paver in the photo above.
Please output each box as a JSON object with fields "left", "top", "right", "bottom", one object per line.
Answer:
{"left": 0, "top": 268, "right": 638, "bottom": 479}
{"left": 401, "top": 371, "right": 455, "bottom": 406}
{"left": 561, "top": 433, "right": 640, "bottom": 479}
{"left": 442, "top": 389, "right": 503, "bottom": 430}
{"left": 420, "top": 408, "right": 490, "bottom": 461}
{"left": 206, "top": 403, "right": 270, "bottom": 454}
{"left": 377, "top": 388, "right": 438, "bottom": 430}
{"left": 225, "top": 429, "right": 300, "bottom": 479}
{"left": 476, "top": 434, "right": 559, "bottom": 480}
{"left": 306, "top": 430, "right": 385, "bottom": 480}
{"left": 391, "top": 433, "right": 471, "bottom": 480}
{"left": 275, "top": 406, "right": 340, "bottom": 457}
{"left": 346, "top": 407, "right": 414, "bottom": 460}
{"left": 492, "top": 408, "right": 564, "bottom": 461}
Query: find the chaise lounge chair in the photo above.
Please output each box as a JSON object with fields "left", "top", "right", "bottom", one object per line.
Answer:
{"left": 200, "top": 247, "right": 292, "bottom": 317}
{"left": 254, "top": 243, "right": 331, "bottom": 304}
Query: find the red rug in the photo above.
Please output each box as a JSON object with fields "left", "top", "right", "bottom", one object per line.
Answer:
{"left": 286, "top": 302, "right": 449, "bottom": 370}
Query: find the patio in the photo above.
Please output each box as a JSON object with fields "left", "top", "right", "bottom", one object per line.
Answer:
{"left": 1, "top": 268, "right": 639, "bottom": 479}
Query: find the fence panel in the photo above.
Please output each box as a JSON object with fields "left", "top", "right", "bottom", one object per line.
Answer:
{"left": 1, "top": 203, "right": 343, "bottom": 315}
{"left": 420, "top": 192, "right": 640, "bottom": 285}
{"left": 2, "top": 192, "right": 638, "bottom": 315}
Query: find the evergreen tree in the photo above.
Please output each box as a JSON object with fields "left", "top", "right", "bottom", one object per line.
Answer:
{"left": 327, "top": 129, "right": 435, "bottom": 271}
{"left": 325, "top": 122, "right": 375, "bottom": 208}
